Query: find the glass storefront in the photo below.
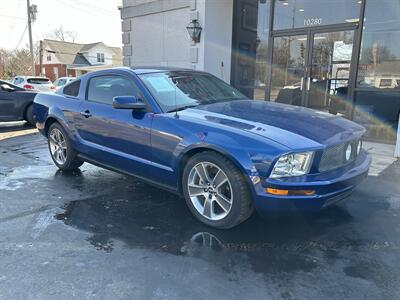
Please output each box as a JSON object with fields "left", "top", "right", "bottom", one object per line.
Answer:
{"left": 270, "top": 35, "right": 307, "bottom": 105}
{"left": 308, "top": 30, "right": 354, "bottom": 112}
{"left": 354, "top": 0, "right": 400, "bottom": 143}
{"left": 231, "top": 0, "right": 400, "bottom": 144}
{"left": 231, "top": 0, "right": 271, "bottom": 100}
{"left": 273, "top": 0, "right": 361, "bottom": 30}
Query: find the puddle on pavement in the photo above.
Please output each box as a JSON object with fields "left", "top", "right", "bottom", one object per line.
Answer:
{"left": 0, "top": 164, "right": 57, "bottom": 191}
{"left": 0, "top": 162, "right": 115, "bottom": 191}
{"left": 53, "top": 180, "right": 360, "bottom": 275}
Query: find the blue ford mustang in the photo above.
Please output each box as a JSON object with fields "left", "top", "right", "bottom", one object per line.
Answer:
{"left": 33, "top": 67, "right": 371, "bottom": 228}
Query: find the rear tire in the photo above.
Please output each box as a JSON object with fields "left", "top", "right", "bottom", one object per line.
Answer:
{"left": 48, "top": 122, "right": 83, "bottom": 170}
{"left": 25, "top": 104, "right": 35, "bottom": 125}
{"left": 182, "top": 151, "right": 253, "bottom": 229}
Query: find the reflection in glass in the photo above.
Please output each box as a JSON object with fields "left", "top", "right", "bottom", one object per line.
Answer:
{"left": 273, "top": 0, "right": 361, "bottom": 30}
{"left": 353, "top": 91, "right": 400, "bottom": 143}
{"left": 254, "top": 0, "right": 271, "bottom": 100}
{"left": 309, "top": 31, "right": 354, "bottom": 115}
{"left": 270, "top": 35, "right": 307, "bottom": 105}
{"left": 231, "top": 0, "right": 270, "bottom": 100}
{"left": 357, "top": 0, "right": 400, "bottom": 89}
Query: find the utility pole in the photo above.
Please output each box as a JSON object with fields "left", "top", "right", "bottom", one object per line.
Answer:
{"left": 39, "top": 40, "right": 43, "bottom": 76}
{"left": 26, "top": 0, "right": 37, "bottom": 76}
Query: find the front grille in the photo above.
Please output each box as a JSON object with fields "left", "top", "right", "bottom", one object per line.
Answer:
{"left": 318, "top": 140, "right": 360, "bottom": 172}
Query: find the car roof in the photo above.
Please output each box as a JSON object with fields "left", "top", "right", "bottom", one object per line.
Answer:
{"left": 129, "top": 66, "right": 198, "bottom": 75}
{"left": 79, "top": 67, "right": 207, "bottom": 79}
{"left": 16, "top": 76, "right": 50, "bottom": 80}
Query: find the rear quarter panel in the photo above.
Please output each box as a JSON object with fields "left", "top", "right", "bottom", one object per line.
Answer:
{"left": 33, "top": 92, "right": 82, "bottom": 143}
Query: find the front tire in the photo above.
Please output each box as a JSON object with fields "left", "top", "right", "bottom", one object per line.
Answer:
{"left": 182, "top": 151, "right": 253, "bottom": 229}
{"left": 48, "top": 122, "right": 83, "bottom": 170}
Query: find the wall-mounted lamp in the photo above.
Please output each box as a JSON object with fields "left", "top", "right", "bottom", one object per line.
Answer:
{"left": 186, "top": 19, "right": 202, "bottom": 43}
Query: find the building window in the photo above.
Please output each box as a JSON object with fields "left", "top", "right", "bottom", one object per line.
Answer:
{"left": 47, "top": 54, "right": 51, "bottom": 61}
{"left": 273, "top": 0, "right": 361, "bottom": 30}
{"left": 231, "top": 0, "right": 271, "bottom": 100}
{"left": 357, "top": 0, "right": 400, "bottom": 89}
{"left": 97, "top": 53, "right": 105, "bottom": 63}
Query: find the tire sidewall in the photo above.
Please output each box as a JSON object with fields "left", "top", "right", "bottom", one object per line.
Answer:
{"left": 48, "top": 123, "right": 75, "bottom": 170}
{"left": 25, "top": 104, "right": 35, "bottom": 125}
{"left": 182, "top": 152, "right": 250, "bottom": 229}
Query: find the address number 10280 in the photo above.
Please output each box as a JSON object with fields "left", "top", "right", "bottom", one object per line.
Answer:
{"left": 303, "top": 18, "right": 322, "bottom": 26}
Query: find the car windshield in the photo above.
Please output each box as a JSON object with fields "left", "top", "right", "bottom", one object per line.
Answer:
{"left": 139, "top": 71, "right": 246, "bottom": 112}
{"left": 27, "top": 78, "right": 51, "bottom": 84}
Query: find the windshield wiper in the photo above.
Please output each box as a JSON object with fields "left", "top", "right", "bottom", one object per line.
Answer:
{"left": 167, "top": 104, "right": 198, "bottom": 113}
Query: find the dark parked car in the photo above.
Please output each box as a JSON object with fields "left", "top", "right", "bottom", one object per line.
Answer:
{"left": 0, "top": 80, "right": 37, "bottom": 124}
{"left": 33, "top": 67, "right": 371, "bottom": 229}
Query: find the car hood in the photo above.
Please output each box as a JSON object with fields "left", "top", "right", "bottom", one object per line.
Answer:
{"left": 179, "top": 100, "right": 365, "bottom": 149}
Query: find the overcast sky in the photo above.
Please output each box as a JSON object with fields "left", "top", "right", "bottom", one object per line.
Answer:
{"left": 0, "top": 0, "right": 122, "bottom": 50}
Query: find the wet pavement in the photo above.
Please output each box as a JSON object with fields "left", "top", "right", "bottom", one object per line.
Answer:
{"left": 1, "top": 123, "right": 400, "bottom": 299}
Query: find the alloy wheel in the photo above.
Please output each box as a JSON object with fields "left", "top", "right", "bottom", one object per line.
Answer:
{"left": 187, "top": 162, "right": 233, "bottom": 221}
{"left": 49, "top": 128, "right": 67, "bottom": 165}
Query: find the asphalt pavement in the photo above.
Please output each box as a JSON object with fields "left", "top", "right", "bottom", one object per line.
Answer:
{"left": 1, "top": 122, "right": 400, "bottom": 300}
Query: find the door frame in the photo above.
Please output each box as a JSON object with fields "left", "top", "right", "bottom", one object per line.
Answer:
{"left": 266, "top": 23, "right": 360, "bottom": 111}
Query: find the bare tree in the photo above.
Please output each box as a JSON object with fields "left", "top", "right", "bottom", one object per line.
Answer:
{"left": 0, "top": 48, "right": 33, "bottom": 79}
{"left": 46, "top": 25, "right": 78, "bottom": 42}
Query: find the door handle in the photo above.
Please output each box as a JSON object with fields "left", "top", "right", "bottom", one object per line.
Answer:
{"left": 300, "top": 77, "right": 304, "bottom": 91}
{"left": 307, "top": 77, "right": 311, "bottom": 91}
{"left": 80, "top": 110, "right": 92, "bottom": 118}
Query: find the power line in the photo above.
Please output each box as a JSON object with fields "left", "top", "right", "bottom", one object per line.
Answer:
{"left": 71, "top": 0, "right": 118, "bottom": 15}
{"left": 0, "top": 13, "right": 25, "bottom": 20}
{"left": 55, "top": 0, "right": 117, "bottom": 19}
{"left": 14, "top": 24, "right": 28, "bottom": 50}
{"left": 10, "top": 0, "right": 23, "bottom": 31}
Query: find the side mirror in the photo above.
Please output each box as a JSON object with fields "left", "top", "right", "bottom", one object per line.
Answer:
{"left": 112, "top": 96, "right": 146, "bottom": 110}
{"left": 1, "top": 84, "right": 15, "bottom": 92}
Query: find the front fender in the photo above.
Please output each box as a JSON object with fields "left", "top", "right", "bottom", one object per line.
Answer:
{"left": 173, "top": 130, "right": 285, "bottom": 196}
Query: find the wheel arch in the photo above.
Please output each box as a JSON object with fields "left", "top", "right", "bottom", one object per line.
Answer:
{"left": 44, "top": 116, "right": 61, "bottom": 137}
{"left": 177, "top": 145, "right": 253, "bottom": 194}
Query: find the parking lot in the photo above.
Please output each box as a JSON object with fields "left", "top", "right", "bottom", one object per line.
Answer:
{"left": 1, "top": 122, "right": 400, "bottom": 300}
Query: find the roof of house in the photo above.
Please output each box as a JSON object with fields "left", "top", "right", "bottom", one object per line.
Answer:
{"left": 42, "top": 39, "right": 122, "bottom": 66}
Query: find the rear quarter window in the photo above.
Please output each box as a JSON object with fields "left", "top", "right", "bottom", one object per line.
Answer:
{"left": 63, "top": 80, "right": 81, "bottom": 97}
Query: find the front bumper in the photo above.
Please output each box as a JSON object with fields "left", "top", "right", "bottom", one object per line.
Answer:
{"left": 252, "top": 150, "right": 371, "bottom": 213}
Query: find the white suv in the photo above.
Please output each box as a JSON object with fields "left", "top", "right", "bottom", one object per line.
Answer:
{"left": 12, "top": 76, "right": 55, "bottom": 92}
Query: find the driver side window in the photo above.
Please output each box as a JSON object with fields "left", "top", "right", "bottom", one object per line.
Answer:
{"left": 86, "top": 75, "right": 141, "bottom": 105}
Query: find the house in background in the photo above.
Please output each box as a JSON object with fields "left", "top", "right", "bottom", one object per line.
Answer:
{"left": 35, "top": 39, "right": 122, "bottom": 81}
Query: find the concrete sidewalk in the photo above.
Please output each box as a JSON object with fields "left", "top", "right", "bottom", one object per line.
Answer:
{"left": 364, "top": 141, "right": 398, "bottom": 176}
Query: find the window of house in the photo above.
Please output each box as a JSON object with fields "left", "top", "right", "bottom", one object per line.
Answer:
{"left": 63, "top": 80, "right": 81, "bottom": 97}
{"left": 97, "top": 53, "right": 105, "bottom": 63}
{"left": 357, "top": 0, "right": 400, "bottom": 89}
{"left": 87, "top": 75, "right": 140, "bottom": 105}
{"left": 53, "top": 67, "right": 58, "bottom": 79}
{"left": 47, "top": 54, "right": 51, "bottom": 61}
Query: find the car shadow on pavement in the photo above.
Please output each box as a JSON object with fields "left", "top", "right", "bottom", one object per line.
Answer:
{"left": 53, "top": 168, "right": 355, "bottom": 275}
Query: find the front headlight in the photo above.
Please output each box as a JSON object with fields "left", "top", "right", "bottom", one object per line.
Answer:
{"left": 270, "top": 151, "right": 314, "bottom": 179}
